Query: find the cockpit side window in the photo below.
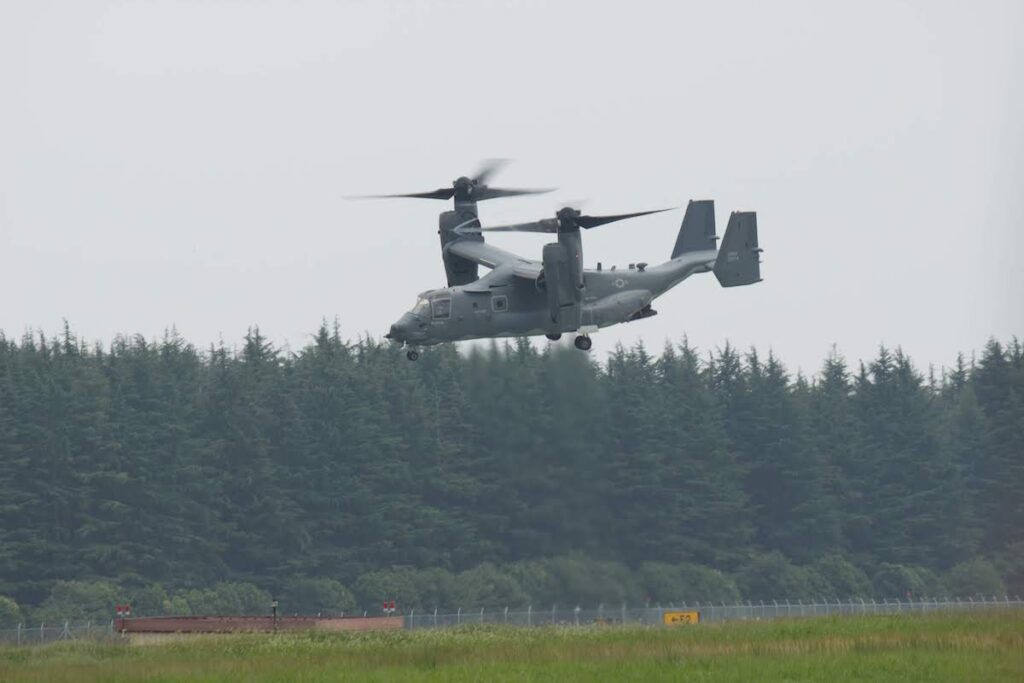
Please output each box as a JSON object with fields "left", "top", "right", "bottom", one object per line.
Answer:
{"left": 431, "top": 298, "right": 452, "bottom": 319}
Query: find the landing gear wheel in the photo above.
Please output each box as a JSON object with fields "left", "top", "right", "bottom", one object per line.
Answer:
{"left": 545, "top": 333, "right": 562, "bottom": 341}
{"left": 574, "top": 335, "right": 592, "bottom": 351}
{"left": 406, "top": 349, "right": 420, "bottom": 361}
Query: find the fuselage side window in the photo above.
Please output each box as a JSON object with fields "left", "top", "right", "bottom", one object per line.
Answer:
{"left": 432, "top": 298, "right": 452, "bottom": 319}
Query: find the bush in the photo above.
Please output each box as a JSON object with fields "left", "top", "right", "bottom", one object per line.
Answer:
{"left": 505, "top": 560, "right": 560, "bottom": 606}
{"left": 812, "top": 555, "right": 873, "bottom": 599}
{"left": 871, "top": 563, "right": 944, "bottom": 600}
{"left": 406, "top": 568, "right": 458, "bottom": 610}
{"left": 945, "top": 559, "right": 1006, "bottom": 598}
{"left": 0, "top": 596, "right": 23, "bottom": 627}
{"left": 560, "top": 557, "right": 640, "bottom": 607}
{"left": 163, "top": 594, "right": 193, "bottom": 617}
{"left": 735, "top": 552, "right": 831, "bottom": 601}
{"left": 32, "top": 581, "right": 121, "bottom": 623}
{"left": 503, "top": 556, "right": 641, "bottom": 607}
{"left": 175, "top": 582, "right": 272, "bottom": 616}
{"left": 637, "top": 562, "right": 740, "bottom": 605}
{"left": 280, "top": 577, "right": 356, "bottom": 616}
{"left": 449, "top": 564, "right": 528, "bottom": 609}
{"left": 124, "top": 583, "right": 170, "bottom": 617}
{"left": 994, "top": 542, "right": 1024, "bottom": 596}
{"left": 352, "top": 570, "right": 420, "bottom": 613}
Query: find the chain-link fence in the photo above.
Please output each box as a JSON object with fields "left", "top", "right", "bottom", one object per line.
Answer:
{"left": 404, "top": 595, "right": 1024, "bottom": 629}
{"left": 0, "top": 620, "right": 116, "bottom": 646}
{"left": 2, "top": 596, "right": 1020, "bottom": 645}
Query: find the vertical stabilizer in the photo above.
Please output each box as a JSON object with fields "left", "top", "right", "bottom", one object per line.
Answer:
{"left": 671, "top": 200, "right": 717, "bottom": 258}
{"left": 714, "top": 212, "right": 762, "bottom": 287}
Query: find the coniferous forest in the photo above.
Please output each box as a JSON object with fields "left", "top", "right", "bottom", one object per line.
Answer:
{"left": 0, "top": 324, "right": 1021, "bottom": 622}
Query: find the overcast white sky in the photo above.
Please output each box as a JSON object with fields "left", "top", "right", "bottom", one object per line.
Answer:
{"left": 1, "top": 0, "right": 1021, "bottom": 374}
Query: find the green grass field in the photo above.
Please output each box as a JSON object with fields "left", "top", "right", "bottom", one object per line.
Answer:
{"left": 1, "top": 611, "right": 1022, "bottom": 682}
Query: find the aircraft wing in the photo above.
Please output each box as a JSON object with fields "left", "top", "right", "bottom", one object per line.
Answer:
{"left": 446, "top": 240, "right": 542, "bottom": 280}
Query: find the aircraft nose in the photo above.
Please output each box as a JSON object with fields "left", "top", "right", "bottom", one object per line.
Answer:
{"left": 387, "top": 314, "right": 424, "bottom": 343}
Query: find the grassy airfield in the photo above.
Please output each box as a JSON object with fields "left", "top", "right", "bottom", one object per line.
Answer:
{"left": 1, "top": 612, "right": 1021, "bottom": 682}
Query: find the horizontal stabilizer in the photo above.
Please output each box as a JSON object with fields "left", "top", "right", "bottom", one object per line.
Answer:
{"left": 714, "top": 212, "right": 762, "bottom": 287}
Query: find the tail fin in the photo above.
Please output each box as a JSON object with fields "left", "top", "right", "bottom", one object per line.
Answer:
{"left": 671, "top": 200, "right": 717, "bottom": 258}
{"left": 714, "top": 212, "right": 763, "bottom": 287}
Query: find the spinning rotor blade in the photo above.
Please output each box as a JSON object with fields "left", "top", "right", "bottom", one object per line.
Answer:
{"left": 478, "top": 207, "right": 676, "bottom": 233}
{"left": 350, "top": 188, "right": 456, "bottom": 200}
{"left": 471, "top": 158, "right": 509, "bottom": 186}
{"left": 474, "top": 187, "right": 555, "bottom": 201}
{"left": 478, "top": 218, "right": 561, "bottom": 233}
{"left": 349, "top": 160, "right": 555, "bottom": 204}
{"left": 576, "top": 207, "right": 675, "bottom": 229}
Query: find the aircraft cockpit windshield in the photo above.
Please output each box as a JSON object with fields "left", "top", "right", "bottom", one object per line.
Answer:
{"left": 410, "top": 298, "right": 430, "bottom": 317}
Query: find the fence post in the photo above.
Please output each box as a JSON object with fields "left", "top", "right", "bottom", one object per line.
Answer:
{"left": 551, "top": 604, "right": 556, "bottom": 625}
{"left": 16, "top": 623, "right": 21, "bottom": 646}
{"left": 621, "top": 603, "right": 626, "bottom": 625}
{"left": 433, "top": 607, "right": 438, "bottom": 628}
{"left": 528, "top": 605, "right": 532, "bottom": 627}
{"left": 480, "top": 607, "right": 484, "bottom": 624}
{"left": 504, "top": 606, "right": 509, "bottom": 624}
{"left": 457, "top": 607, "right": 461, "bottom": 625}
{"left": 40, "top": 622, "right": 44, "bottom": 643}
{"left": 409, "top": 609, "right": 414, "bottom": 630}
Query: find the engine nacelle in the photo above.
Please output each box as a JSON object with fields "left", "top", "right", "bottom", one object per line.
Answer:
{"left": 542, "top": 242, "right": 581, "bottom": 332}
{"left": 439, "top": 209, "right": 481, "bottom": 286}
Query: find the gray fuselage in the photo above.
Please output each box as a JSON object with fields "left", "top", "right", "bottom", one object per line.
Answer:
{"left": 387, "top": 249, "right": 716, "bottom": 345}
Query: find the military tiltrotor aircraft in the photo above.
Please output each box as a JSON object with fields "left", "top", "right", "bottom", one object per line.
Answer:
{"left": 363, "top": 162, "right": 763, "bottom": 360}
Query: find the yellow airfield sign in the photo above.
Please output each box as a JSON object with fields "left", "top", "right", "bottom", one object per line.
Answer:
{"left": 663, "top": 610, "right": 700, "bottom": 625}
